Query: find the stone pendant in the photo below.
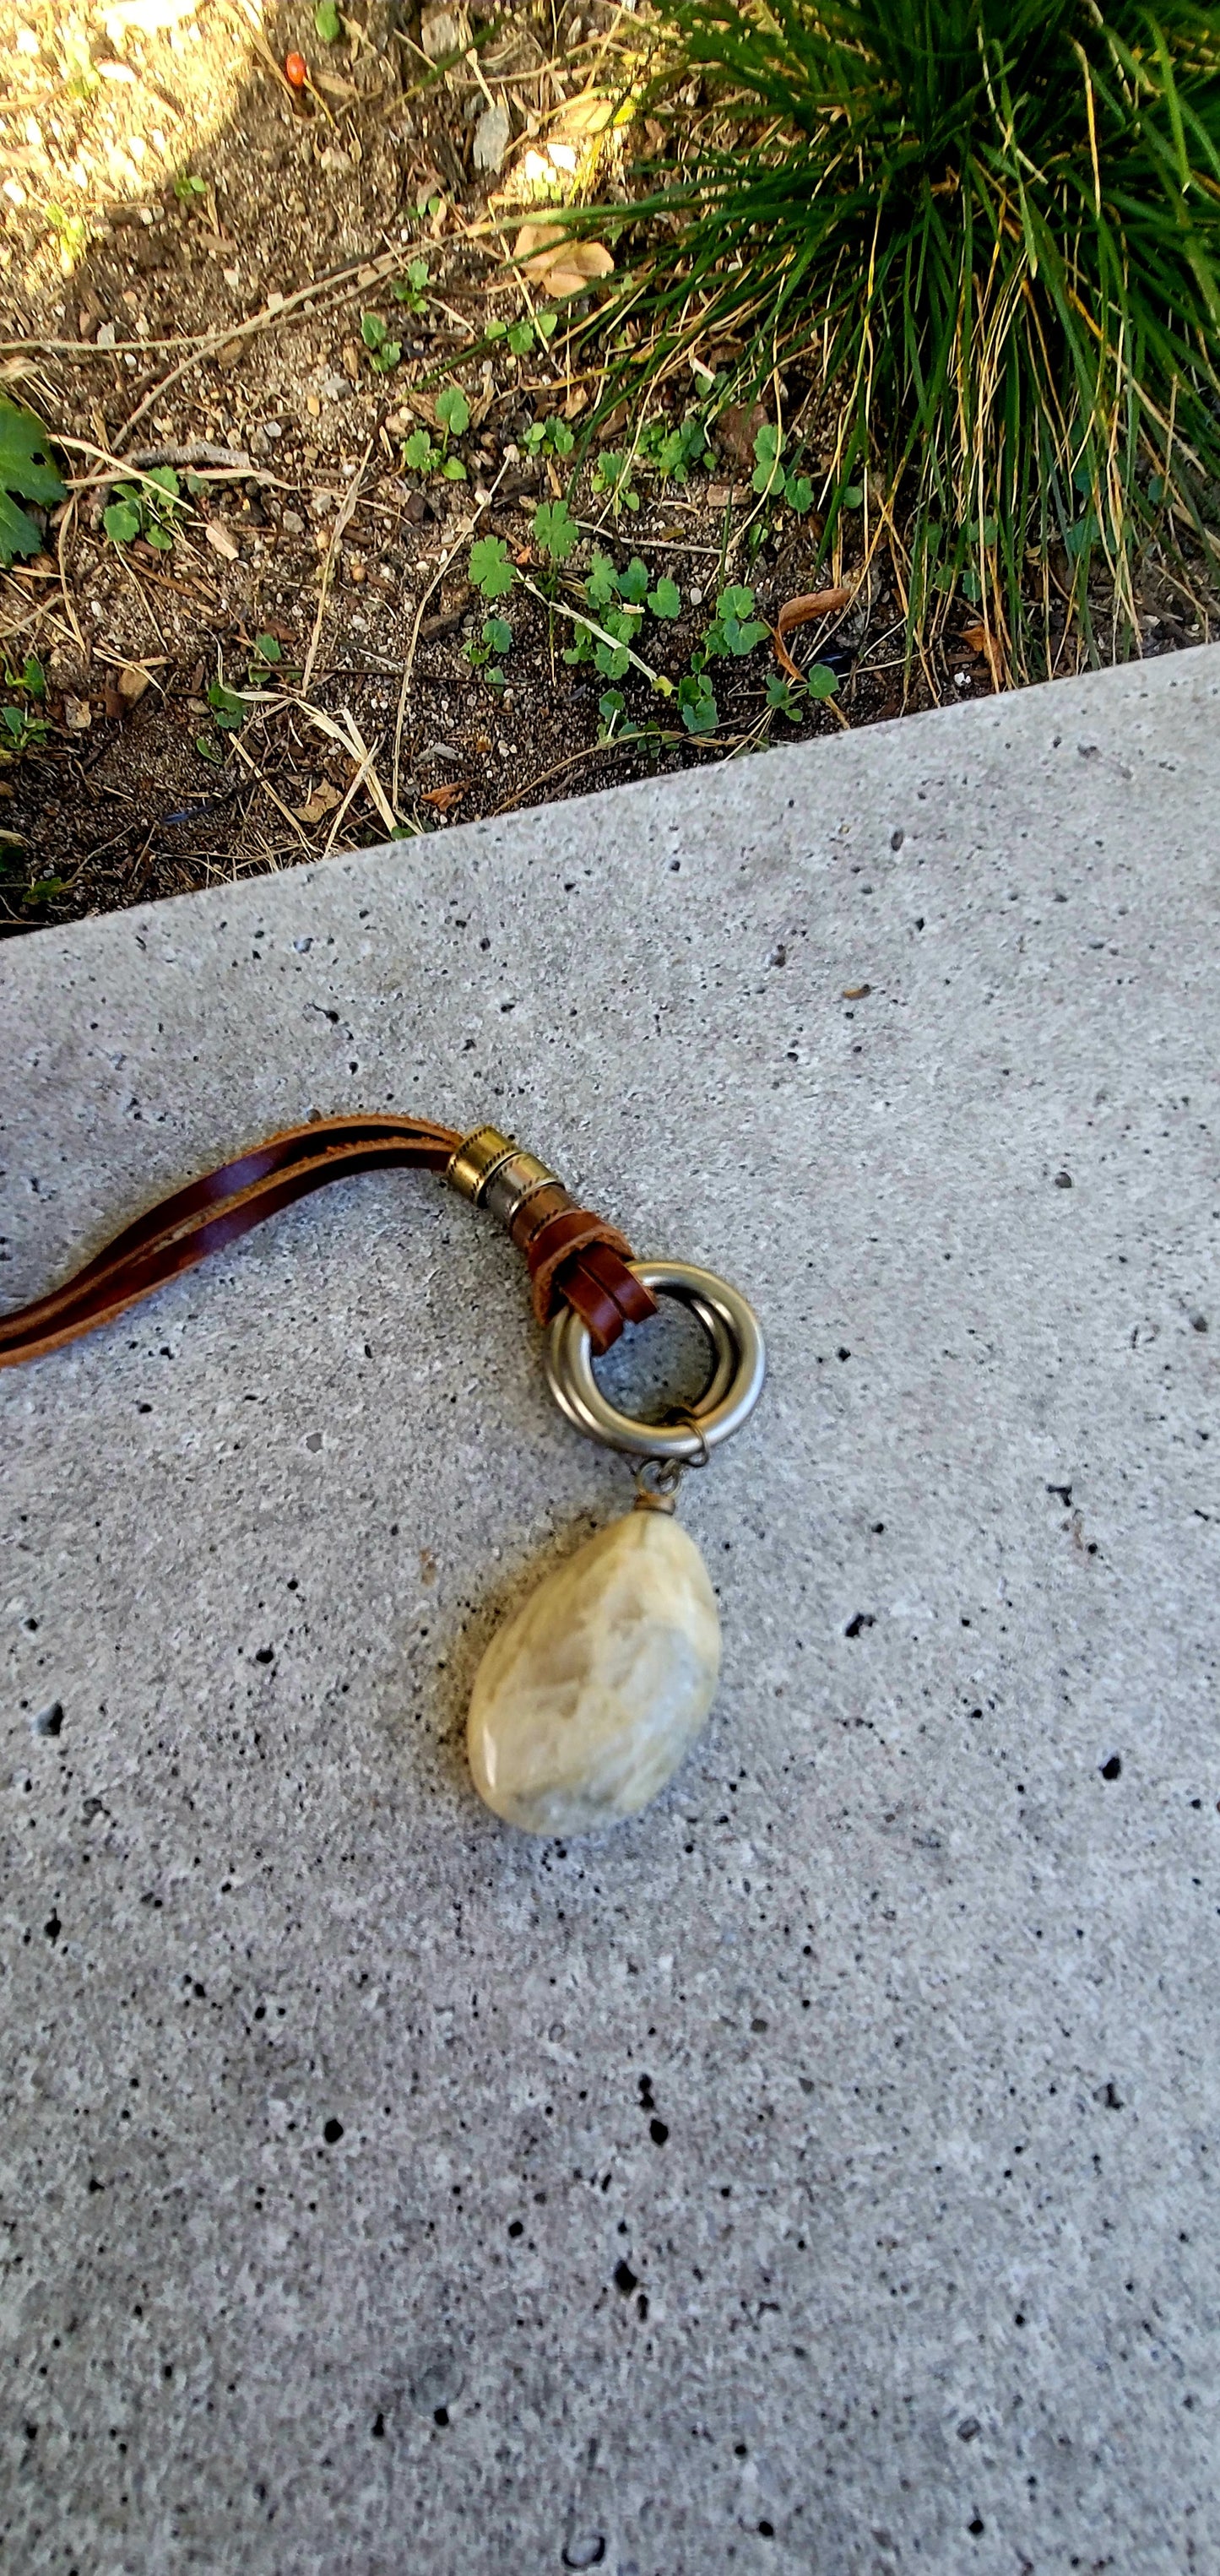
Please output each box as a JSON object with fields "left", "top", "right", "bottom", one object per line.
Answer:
{"left": 467, "top": 1509, "right": 721, "bottom": 1837}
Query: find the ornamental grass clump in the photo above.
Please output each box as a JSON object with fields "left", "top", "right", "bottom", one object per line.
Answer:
{"left": 580, "top": 0, "right": 1220, "bottom": 677}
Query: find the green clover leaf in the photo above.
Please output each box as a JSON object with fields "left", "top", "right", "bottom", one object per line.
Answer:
{"left": 436, "top": 386, "right": 469, "bottom": 437}
{"left": 532, "top": 499, "right": 579, "bottom": 562}
{"left": 469, "top": 536, "right": 517, "bottom": 599}
{"left": 103, "top": 499, "right": 141, "bottom": 545}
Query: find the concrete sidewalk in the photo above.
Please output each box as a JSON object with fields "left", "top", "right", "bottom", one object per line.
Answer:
{"left": 2, "top": 648, "right": 1217, "bottom": 2574}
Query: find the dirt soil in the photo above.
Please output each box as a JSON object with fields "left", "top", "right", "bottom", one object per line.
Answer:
{"left": 0, "top": 0, "right": 1212, "bottom": 935}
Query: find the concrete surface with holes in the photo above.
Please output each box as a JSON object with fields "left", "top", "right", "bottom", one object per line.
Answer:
{"left": 2, "top": 647, "right": 1217, "bottom": 2576}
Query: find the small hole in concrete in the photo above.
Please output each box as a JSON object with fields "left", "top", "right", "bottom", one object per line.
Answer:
{"left": 594, "top": 1296, "right": 718, "bottom": 1424}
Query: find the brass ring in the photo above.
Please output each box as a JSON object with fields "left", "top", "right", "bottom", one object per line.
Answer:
{"left": 544, "top": 1259, "right": 766, "bottom": 1462}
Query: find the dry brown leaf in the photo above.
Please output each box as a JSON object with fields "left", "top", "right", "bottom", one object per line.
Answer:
{"left": 541, "top": 242, "right": 614, "bottom": 298}
{"left": 962, "top": 618, "right": 1003, "bottom": 686}
{"left": 420, "top": 782, "right": 467, "bottom": 811}
{"left": 551, "top": 87, "right": 615, "bottom": 141}
{"left": 294, "top": 779, "right": 342, "bottom": 823}
{"left": 117, "top": 664, "right": 150, "bottom": 707}
{"left": 718, "top": 400, "right": 767, "bottom": 467}
{"left": 514, "top": 219, "right": 564, "bottom": 264}
{"left": 512, "top": 224, "right": 613, "bottom": 298}
{"left": 777, "top": 586, "right": 852, "bottom": 636}
{"left": 773, "top": 585, "right": 853, "bottom": 681}
{"left": 204, "top": 522, "right": 239, "bottom": 562}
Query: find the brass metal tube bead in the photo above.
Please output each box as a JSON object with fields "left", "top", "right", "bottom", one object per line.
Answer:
{"left": 445, "top": 1125, "right": 518, "bottom": 1204}
{"left": 446, "top": 1128, "right": 561, "bottom": 1230}
{"left": 482, "top": 1150, "right": 559, "bottom": 1228}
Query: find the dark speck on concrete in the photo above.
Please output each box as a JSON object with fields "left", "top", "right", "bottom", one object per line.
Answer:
{"left": 561, "top": 2537, "right": 606, "bottom": 2570}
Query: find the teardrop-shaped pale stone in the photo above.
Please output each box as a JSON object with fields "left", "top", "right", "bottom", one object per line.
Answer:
{"left": 468, "top": 1511, "right": 721, "bottom": 1836}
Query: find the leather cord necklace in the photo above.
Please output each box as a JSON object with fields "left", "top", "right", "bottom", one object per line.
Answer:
{"left": 2, "top": 1114, "right": 765, "bottom": 1836}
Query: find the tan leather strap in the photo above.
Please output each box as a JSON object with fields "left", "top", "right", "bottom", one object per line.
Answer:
{"left": 0, "top": 1112, "right": 656, "bottom": 1369}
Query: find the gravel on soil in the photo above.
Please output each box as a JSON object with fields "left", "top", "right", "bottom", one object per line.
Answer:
{"left": 0, "top": 0, "right": 1211, "bottom": 935}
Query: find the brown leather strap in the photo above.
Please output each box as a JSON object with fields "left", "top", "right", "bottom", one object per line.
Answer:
{"left": 0, "top": 1112, "right": 655, "bottom": 1369}
{"left": 539, "top": 1240, "right": 655, "bottom": 1353}
{"left": 562, "top": 1238, "right": 658, "bottom": 1342}
{"left": 503, "top": 1182, "right": 658, "bottom": 1348}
